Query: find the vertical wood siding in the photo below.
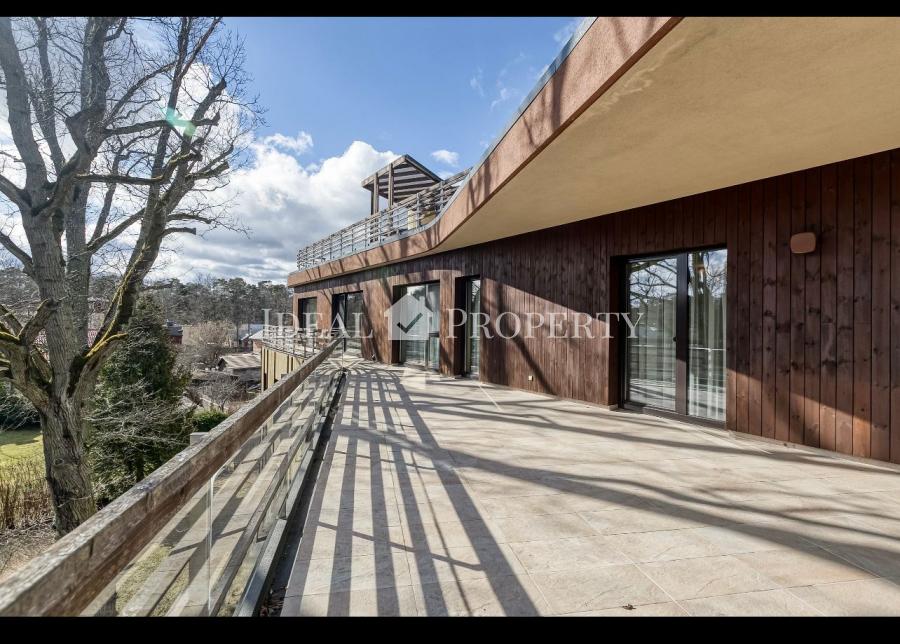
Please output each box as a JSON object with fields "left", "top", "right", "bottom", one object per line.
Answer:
{"left": 294, "top": 148, "right": 900, "bottom": 464}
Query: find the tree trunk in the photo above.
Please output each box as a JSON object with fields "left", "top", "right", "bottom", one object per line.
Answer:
{"left": 39, "top": 397, "right": 96, "bottom": 536}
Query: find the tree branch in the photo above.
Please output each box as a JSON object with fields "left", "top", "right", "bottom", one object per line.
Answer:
{"left": 0, "top": 17, "right": 49, "bottom": 194}
{"left": 0, "top": 303, "right": 24, "bottom": 335}
{"left": 0, "top": 229, "right": 34, "bottom": 276}
{"left": 87, "top": 207, "right": 145, "bottom": 253}
{"left": 0, "top": 173, "right": 30, "bottom": 211}
{"left": 31, "top": 17, "right": 66, "bottom": 174}
{"left": 104, "top": 114, "right": 220, "bottom": 139}
{"left": 76, "top": 150, "right": 201, "bottom": 185}
{"left": 177, "top": 18, "right": 222, "bottom": 84}
{"left": 20, "top": 298, "right": 57, "bottom": 345}
{"left": 162, "top": 226, "right": 196, "bottom": 237}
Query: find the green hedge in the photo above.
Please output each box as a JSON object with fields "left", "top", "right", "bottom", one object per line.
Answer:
{"left": 191, "top": 408, "right": 229, "bottom": 433}
{"left": 0, "top": 383, "right": 39, "bottom": 431}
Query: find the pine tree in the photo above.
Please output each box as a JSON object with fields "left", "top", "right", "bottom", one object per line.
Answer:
{"left": 87, "top": 297, "right": 191, "bottom": 505}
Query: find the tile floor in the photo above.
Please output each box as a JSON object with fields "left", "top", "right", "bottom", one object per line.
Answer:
{"left": 280, "top": 362, "right": 900, "bottom": 616}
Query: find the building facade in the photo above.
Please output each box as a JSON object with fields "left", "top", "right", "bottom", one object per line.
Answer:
{"left": 283, "top": 16, "right": 900, "bottom": 465}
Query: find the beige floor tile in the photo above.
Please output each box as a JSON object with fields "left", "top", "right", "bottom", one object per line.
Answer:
{"left": 406, "top": 542, "right": 523, "bottom": 585}
{"left": 464, "top": 477, "right": 559, "bottom": 499}
{"left": 566, "top": 601, "right": 688, "bottom": 617}
{"left": 280, "top": 586, "right": 418, "bottom": 616}
{"left": 397, "top": 498, "right": 488, "bottom": 525}
{"left": 639, "top": 555, "right": 779, "bottom": 600}
{"left": 607, "top": 528, "right": 724, "bottom": 563}
{"left": 413, "top": 574, "right": 549, "bottom": 616}
{"left": 400, "top": 517, "right": 507, "bottom": 550}
{"left": 529, "top": 563, "right": 671, "bottom": 614}
{"left": 493, "top": 512, "right": 597, "bottom": 543}
{"left": 479, "top": 492, "right": 630, "bottom": 518}
{"left": 509, "top": 536, "right": 630, "bottom": 573}
{"left": 305, "top": 503, "right": 402, "bottom": 529}
{"left": 734, "top": 545, "right": 874, "bottom": 587}
{"left": 690, "top": 524, "right": 814, "bottom": 554}
{"left": 295, "top": 523, "right": 407, "bottom": 561}
{"left": 812, "top": 536, "right": 900, "bottom": 579}
{"left": 578, "top": 505, "right": 706, "bottom": 535}
{"left": 789, "top": 578, "right": 900, "bottom": 616}
{"left": 285, "top": 552, "right": 410, "bottom": 596}
{"left": 315, "top": 484, "right": 399, "bottom": 511}
{"left": 682, "top": 589, "right": 821, "bottom": 616}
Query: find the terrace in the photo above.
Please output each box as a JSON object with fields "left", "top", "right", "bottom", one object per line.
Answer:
{"left": 2, "top": 344, "right": 899, "bottom": 615}
{"left": 277, "top": 362, "right": 900, "bottom": 616}
{"left": 296, "top": 156, "right": 469, "bottom": 271}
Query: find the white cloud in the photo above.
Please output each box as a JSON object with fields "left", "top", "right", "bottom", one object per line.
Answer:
{"left": 490, "top": 86, "right": 517, "bottom": 111}
{"left": 155, "top": 135, "right": 396, "bottom": 284}
{"left": 469, "top": 67, "right": 485, "bottom": 97}
{"left": 261, "top": 131, "right": 313, "bottom": 155}
{"left": 430, "top": 149, "right": 459, "bottom": 167}
{"left": 554, "top": 18, "right": 583, "bottom": 44}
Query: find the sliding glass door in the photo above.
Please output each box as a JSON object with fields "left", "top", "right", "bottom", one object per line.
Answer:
{"left": 625, "top": 256, "right": 678, "bottom": 411}
{"left": 624, "top": 248, "right": 726, "bottom": 422}
{"left": 397, "top": 282, "right": 440, "bottom": 370}
{"left": 332, "top": 291, "right": 364, "bottom": 356}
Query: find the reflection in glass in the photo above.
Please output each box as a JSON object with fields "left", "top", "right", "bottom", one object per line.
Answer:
{"left": 398, "top": 283, "right": 440, "bottom": 369}
{"left": 333, "top": 292, "right": 364, "bottom": 356}
{"left": 625, "top": 257, "right": 678, "bottom": 411}
{"left": 688, "top": 249, "right": 727, "bottom": 420}
{"left": 298, "top": 297, "right": 317, "bottom": 330}
{"left": 464, "top": 278, "right": 481, "bottom": 376}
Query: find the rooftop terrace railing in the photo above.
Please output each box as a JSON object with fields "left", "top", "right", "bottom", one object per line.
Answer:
{"left": 0, "top": 339, "right": 345, "bottom": 616}
{"left": 260, "top": 325, "right": 324, "bottom": 358}
{"left": 296, "top": 169, "right": 469, "bottom": 271}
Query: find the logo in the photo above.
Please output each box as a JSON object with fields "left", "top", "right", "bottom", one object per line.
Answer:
{"left": 385, "top": 292, "right": 437, "bottom": 342}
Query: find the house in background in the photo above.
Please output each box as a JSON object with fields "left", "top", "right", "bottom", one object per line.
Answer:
{"left": 279, "top": 17, "right": 900, "bottom": 466}
{"left": 245, "top": 328, "right": 265, "bottom": 354}
{"left": 238, "top": 323, "right": 264, "bottom": 351}
{"left": 216, "top": 352, "right": 262, "bottom": 385}
{"left": 164, "top": 320, "right": 183, "bottom": 345}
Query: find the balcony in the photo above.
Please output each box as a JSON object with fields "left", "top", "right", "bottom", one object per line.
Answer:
{"left": 296, "top": 167, "right": 469, "bottom": 271}
{"left": 2, "top": 348, "right": 900, "bottom": 615}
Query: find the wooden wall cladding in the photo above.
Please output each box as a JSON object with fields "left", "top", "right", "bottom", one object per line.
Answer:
{"left": 294, "top": 148, "right": 900, "bottom": 464}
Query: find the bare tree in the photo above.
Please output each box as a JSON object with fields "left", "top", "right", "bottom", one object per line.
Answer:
{"left": 179, "top": 319, "right": 234, "bottom": 369}
{"left": 0, "top": 17, "right": 261, "bottom": 533}
{"left": 195, "top": 371, "right": 242, "bottom": 412}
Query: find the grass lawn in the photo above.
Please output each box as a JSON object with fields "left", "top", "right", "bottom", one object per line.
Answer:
{"left": 0, "top": 426, "right": 42, "bottom": 471}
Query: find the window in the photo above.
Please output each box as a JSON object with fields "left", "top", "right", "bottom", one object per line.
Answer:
{"left": 396, "top": 282, "right": 440, "bottom": 370}
{"left": 298, "top": 297, "right": 317, "bottom": 330}
{"left": 624, "top": 248, "right": 727, "bottom": 422}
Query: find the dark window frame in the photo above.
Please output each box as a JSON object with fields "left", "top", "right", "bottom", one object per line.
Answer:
{"left": 617, "top": 244, "right": 727, "bottom": 428}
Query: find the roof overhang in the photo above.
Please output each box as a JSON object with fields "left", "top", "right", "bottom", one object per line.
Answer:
{"left": 289, "top": 16, "right": 900, "bottom": 287}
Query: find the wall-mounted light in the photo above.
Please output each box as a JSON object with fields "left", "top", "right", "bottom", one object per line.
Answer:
{"left": 790, "top": 232, "right": 817, "bottom": 254}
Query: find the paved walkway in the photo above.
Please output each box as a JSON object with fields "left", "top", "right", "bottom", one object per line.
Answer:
{"left": 280, "top": 362, "right": 900, "bottom": 616}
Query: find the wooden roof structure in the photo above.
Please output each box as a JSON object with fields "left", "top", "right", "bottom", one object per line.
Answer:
{"left": 362, "top": 154, "right": 442, "bottom": 214}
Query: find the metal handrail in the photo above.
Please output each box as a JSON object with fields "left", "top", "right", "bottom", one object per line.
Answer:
{"left": 259, "top": 326, "right": 350, "bottom": 359}
{"left": 296, "top": 169, "right": 469, "bottom": 270}
{"left": 260, "top": 326, "right": 323, "bottom": 358}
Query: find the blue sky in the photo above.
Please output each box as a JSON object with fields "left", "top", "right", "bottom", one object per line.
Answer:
{"left": 231, "top": 17, "right": 579, "bottom": 170}
{"left": 161, "top": 17, "right": 583, "bottom": 283}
